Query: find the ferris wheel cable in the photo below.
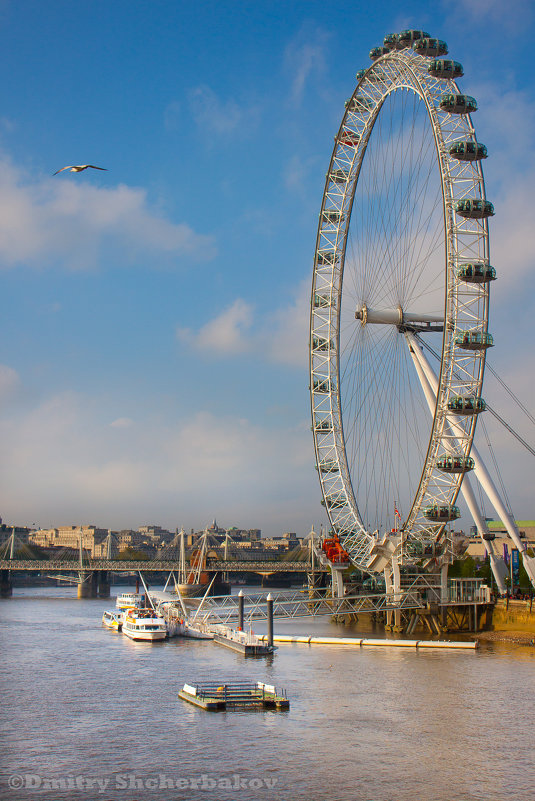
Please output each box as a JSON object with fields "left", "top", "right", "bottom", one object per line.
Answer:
{"left": 397, "top": 120, "right": 439, "bottom": 302}
{"left": 486, "top": 407, "right": 535, "bottom": 460}
{"left": 399, "top": 110, "right": 437, "bottom": 281}
{"left": 375, "top": 339, "right": 404, "bottom": 513}
{"left": 344, "top": 327, "right": 439, "bottom": 466}
{"left": 345, "top": 333, "right": 426, "bottom": 524}
{"left": 485, "top": 362, "right": 535, "bottom": 426}
{"left": 479, "top": 417, "right": 515, "bottom": 518}
{"left": 396, "top": 210, "right": 443, "bottom": 304}
{"left": 356, "top": 126, "right": 441, "bottom": 312}
{"left": 365, "top": 128, "right": 438, "bottom": 306}
{"left": 353, "top": 95, "right": 431, "bottom": 304}
{"left": 343, "top": 335, "right": 397, "bottom": 497}
{"left": 414, "top": 335, "right": 535, "bottom": 457}
{"left": 477, "top": 478, "right": 488, "bottom": 523}
{"left": 343, "top": 335, "right": 400, "bottom": 518}
{"left": 350, "top": 151, "right": 442, "bottom": 321}
{"left": 402, "top": 195, "right": 444, "bottom": 304}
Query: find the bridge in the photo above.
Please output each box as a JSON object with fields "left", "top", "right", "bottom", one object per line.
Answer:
{"left": 0, "top": 556, "right": 323, "bottom": 598}
{"left": 0, "top": 559, "right": 314, "bottom": 573}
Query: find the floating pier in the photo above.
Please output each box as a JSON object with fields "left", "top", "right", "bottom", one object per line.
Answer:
{"left": 257, "top": 635, "right": 477, "bottom": 649}
{"left": 213, "top": 626, "right": 276, "bottom": 656}
{"left": 178, "top": 682, "right": 289, "bottom": 711}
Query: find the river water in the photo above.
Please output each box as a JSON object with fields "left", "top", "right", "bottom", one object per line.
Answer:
{"left": 1, "top": 587, "right": 534, "bottom": 801}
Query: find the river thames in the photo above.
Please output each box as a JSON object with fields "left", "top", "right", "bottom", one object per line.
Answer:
{"left": 1, "top": 587, "right": 534, "bottom": 801}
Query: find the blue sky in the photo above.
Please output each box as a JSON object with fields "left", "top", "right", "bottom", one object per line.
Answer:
{"left": 0, "top": 0, "right": 534, "bottom": 535}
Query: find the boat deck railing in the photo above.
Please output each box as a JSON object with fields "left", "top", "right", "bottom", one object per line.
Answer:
{"left": 193, "top": 682, "right": 287, "bottom": 705}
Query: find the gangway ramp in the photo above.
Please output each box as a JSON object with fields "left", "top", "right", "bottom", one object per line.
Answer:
{"left": 190, "top": 588, "right": 423, "bottom": 624}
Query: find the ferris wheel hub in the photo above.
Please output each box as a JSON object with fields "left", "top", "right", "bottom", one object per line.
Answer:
{"left": 355, "top": 305, "right": 444, "bottom": 328}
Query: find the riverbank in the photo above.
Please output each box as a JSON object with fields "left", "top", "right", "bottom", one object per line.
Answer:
{"left": 490, "top": 598, "right": 535, "bottom": 633}
{"left": 476, "top": 630, "right": 535, "bottom": 645}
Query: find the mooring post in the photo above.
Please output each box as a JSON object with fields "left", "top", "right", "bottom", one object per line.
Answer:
{"left": 238, "top": 590, "right": 244, "bottom": 630}
{"left": 267, "top": 593, "right": 274, "bottom": 648}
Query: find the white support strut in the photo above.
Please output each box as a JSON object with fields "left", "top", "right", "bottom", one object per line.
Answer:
{"left": 407, "top": 335, "right": 508, "bottom": 593}
{"left": 408, "top": 334, "right": 535, "bottom": 589}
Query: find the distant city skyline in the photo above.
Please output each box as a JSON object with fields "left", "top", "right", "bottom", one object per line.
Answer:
{"left": 1, "top": 1, "right": 534, "bottom": 537}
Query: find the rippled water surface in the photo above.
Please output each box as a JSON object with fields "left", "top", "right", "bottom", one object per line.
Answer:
{"left": 1, "top": 587, "right": 534, "bottom": 801}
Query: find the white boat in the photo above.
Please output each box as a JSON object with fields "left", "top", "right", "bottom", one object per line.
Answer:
{"left": 102, "top": 610, "right": 123, "bottom": 631}
{"left": 122, "top": 608, "right": 167, "bottom": 641}
{"left": 116, "top": 592, "right": 145, "bottom": 610}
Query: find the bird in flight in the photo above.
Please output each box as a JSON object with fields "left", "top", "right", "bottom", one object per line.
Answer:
{"left": 53, "top": 164, "right": 108, "bottom": 175}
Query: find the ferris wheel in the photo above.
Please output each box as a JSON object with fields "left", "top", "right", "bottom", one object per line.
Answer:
{"left": 310, "top": 31, "right": 497, "bottom": 575}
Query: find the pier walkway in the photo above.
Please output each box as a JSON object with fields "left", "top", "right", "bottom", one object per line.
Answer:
{"left": 188, "top": 588, "right": 423, "bottom": 622}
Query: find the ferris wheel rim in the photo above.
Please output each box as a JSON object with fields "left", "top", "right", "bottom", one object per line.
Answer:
{"left": 310, "top": 40, "right": 492, "bottom": 571}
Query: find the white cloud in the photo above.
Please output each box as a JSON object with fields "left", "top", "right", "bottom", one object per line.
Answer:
{"left": 176, "top": 281, "right": 310, "bottom": 367}
{"left": 0, "top": 364, "right": 20, "bottom": 403}
{"left": 178, "top": 298, "right": 254, "bottom": 354}
{"left": 0, "top": 392, "right": 318, "bottom": 534}
{"left": 444, "top": 0, "right": 533, "bottom": 31}
{"left": 0, "top": 117, "right": 16, "bottom": 134}
{"left": 284, "top": 154, "right": 320, "bottom": 197}
{"left": 284, "top": 24, "right": 330, "bottom": 105}
{"left": 188, "top": 85, "right": 260, "bottom": 138}
{"left": 263, "top": 279, "right": 310, "bottom": 367}
{"left": 163, "top": 100, "right": 181, "bottom": 132}
{"left": 109, "top": 417, "right": 134, "bottom": 429}
{"left": 0, "top": 155, "right": 216, "bottom": 270}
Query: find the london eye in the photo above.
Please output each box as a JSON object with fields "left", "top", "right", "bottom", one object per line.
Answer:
{"left": 310, "top": 30, "right": 499, "bottom": 577}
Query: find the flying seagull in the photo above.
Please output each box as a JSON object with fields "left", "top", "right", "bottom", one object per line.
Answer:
{"left": 53, "top": 164, "right": 108, "bottom": 175}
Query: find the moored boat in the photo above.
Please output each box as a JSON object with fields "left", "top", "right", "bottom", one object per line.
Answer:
{"left": 102, "top": 610, "right": 123, "bottom": 631}
{"left": 122, "top": 608, "right": 167, "bottom": 641}
{"left": 116, "top": 592, "right": 145, "bottom": 610}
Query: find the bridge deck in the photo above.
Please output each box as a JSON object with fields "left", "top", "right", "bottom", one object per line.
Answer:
{"left": 0, "top": 559, "right": 317, "bottom": 573}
